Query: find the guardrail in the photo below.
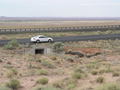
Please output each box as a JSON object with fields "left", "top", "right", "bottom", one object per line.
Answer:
{"left": 0, "top": 25, "right": 120, "bottom": 34}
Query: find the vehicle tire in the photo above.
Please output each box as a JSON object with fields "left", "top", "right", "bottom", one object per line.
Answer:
{"left": 36, "top": 40, "right": 40, "bottom": 43}
{"left": 48, "top": 39, "right": 52, "bottom": 43}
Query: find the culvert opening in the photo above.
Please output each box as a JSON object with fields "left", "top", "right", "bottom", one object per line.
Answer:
{"left": 35, "top": 48, "right": 44, "bottom": 54}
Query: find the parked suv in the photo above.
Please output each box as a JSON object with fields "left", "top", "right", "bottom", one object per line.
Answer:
{"left": 30, "top": 35, "right": 53, "bottom": 43}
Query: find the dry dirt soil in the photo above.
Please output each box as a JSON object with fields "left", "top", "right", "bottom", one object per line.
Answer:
{"left": 0, "top": 40, "right": 120, "bottom": 90}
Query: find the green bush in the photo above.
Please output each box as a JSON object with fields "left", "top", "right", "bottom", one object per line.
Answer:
{"left": 4, "top": 39, "right": 19, "bottom": 50}
{"left": 53, "top": 42, "right": 64, "bottom": 53}
{"left": 6, "top": 79, "right": 20, "bottom": 90}
{"left": 36, "top": 77, "right": 49, "bottom": 85}
{"left": 96, "top": 83, "right": 120, "bottom": 90}
{"left": 96, "top": 77, "right": 105, "bottom": 83}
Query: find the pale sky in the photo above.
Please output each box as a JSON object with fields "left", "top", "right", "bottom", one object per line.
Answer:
{"left": 0, "top": 0, "right": 120, "bottom": 17}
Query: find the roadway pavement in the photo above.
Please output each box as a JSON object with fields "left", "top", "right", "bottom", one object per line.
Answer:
{"left": 0, "top": 34, "right": 120, "bottom": 45}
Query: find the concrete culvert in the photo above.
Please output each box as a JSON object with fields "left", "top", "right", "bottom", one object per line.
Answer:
{"left": 35, "top": 48, "right": 44, "bottom": 54}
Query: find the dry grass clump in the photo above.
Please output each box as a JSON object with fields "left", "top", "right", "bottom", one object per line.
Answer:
{"left": 98, "top": 69, "right": 106, "bottom": 75}
{"left": 36, "top": 69, "right": 48, "bottom": 76}
{"left": 96, "top": 77, "right": 105, "bottom": 83}
{"left": 3, "top": 64, "right": 13, "bottom": 69}
{"left": 91, "top": 70, "right": 98, "bottom": 75}
{"left": 32, "top": 85, "right": 61, "bottom": 90}
{"left": 41, "top": 60, "right": 55, "bottom": 69}
{"left": 95, "top": 83, "right": 120, "bottom": 90}
{"left": 72, "top": 68, "right": 87, "bottom": 80}
{"left": 53, "top": 78, "right": 77, "bottom": 90}
{"left": 112, "top": 72, "right": 120, "bottom": 77}
{"left": 6, "top": 68, "right": 18, "bottom": 78}
{"left": 72, "top": 72, "right": 83, "bottom": 79}
{"left": 86, "top": 63, "right": 99, "bottom": 71}
{"left": 50, "top": 56, "right": 58, "bottom": 61}
{"left": 36, "top": 77, "right": 49, "bottom": 85}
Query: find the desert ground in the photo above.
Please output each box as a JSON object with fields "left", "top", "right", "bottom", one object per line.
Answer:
{"left": 0, "top": 39, "right": 120, "bottom": 90}
{"left": 0, "top": 20, "right": 120, "bottom": 29}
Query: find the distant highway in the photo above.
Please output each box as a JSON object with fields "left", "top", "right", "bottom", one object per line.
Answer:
{"left": 0, "top": 25, "right": 120, "bottom": 34}
{"left": 0, "top": 34, "right": 120, "bottom": 45}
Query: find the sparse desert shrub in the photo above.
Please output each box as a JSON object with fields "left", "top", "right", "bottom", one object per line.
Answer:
{"left": 105, "top": 65, "right": 113, "bottom": 73}
{"left": 0, "top": 86, "right": 11, "bottom": 90}
{"left": 72, "top": 72, "right": 83, "bottom": 79}
{"left": 50, "top": 56, "right": 57, "bottom": 61}
{"left": 35, "top": 59, "right": 42, "bottom": 63}
{"left": 28, "top": 63, "right": 32, "bottom": 69}
{"left": 41, "top": 60, "right": 55, "bottom": 68}
{"left": 99, "top": 69, "right": 106, "bottom": 74}
{"left": 96, "top": 77, "right": 105, "bottom": 83}
{"left": 28, "top": 58, "right": 41, "bottom": 69}
{"left": 86, "top": 63, "right": 99, "bottom": 70}
{"left": 36, "top": 77, "right": 49, "bottom": 85}
{"left": 72, "top": 67, "right": 87, "bottom": 80}
{"left": 96, "top": 83, "right": 120, "bottom": 90}
{"left": 112, "top": 72, "right": 120, "bottom": 77}
{"left": 91, "top": 70, "right": 98, "bottom": 75}
{"left": 4, "top": 39, "right": 19, "bottom": 50}
{"left": 53, "top": 78, "right": 77, "bottom": 89}
{"left": 53, "top": 81, "right": 63, "bottom": 88}
{"left": 10, "top": 69, "right": 18, "bottom": 75}
{"left": 67, "top": 83, "right": 76, "bottom": 90}
{"left": 53, "top": 42, "right": 64, "bottom": 53}
{"left": 97, "top": 66, "right": 113, "bottom": 74}
{"left": 28, "top": 69, "right": 37, "bottom": 76}
{"left": 74, "top": 68, "right": 84, "bottom": 73}
{"left": 33, "top": 86, "right": 61, "bottom": 90}
{"left": 37, "top": 69, "right": 48, "bottom": 75}
{"left": 3, "top": 64, "right": 13, "bottom": 69}
{"left": 6, "top": 79, "right": 20, "bottom": 90}
{"left": 6, "top": 69, "right": 18, "bottom": 78}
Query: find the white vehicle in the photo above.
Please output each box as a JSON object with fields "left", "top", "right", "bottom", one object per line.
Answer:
{"left": 30, "top": 35, "right": 53, "bottom": 43}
